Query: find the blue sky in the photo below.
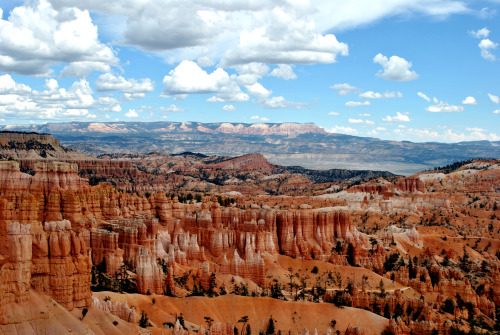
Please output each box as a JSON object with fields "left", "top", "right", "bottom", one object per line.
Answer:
{"left": 0, "top": 0, "right": 499, "bottom": 142}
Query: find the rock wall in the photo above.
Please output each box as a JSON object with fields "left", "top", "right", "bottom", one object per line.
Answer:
{"left": 0, "top": 222, "right": 32, "bottom": 306}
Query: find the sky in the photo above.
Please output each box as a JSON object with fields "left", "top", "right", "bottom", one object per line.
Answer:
{"left": 0, "top": 0, "right": 499, "bottom": 143}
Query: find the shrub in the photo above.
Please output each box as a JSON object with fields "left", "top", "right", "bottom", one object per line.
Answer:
{"left": 139, "top": 310, "right": 152, "bottom": 328}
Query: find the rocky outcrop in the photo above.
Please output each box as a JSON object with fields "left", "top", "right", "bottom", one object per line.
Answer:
{"left": 388, "top": 317, "right": 453, "bottom": 335}
{"left": 0, "top": 132, "right": 88, "bottom": 161}
{"left": 345, "top": 326, "right": 366, "bottom": 335}
{"left": 0, "top": 222, "right": 32, "bottom": 306}
{"left": 36, "top": 220, "right": 92, "bottom": 310}
{"left": 200, "top": 261, "right": 211, "bottom": 291}
{"left": 91, "top": 228, "right": 124, "bottom": 275}
{"left": 0, "top": 161, "right": 90, "bottom": 224}
{"left": 202, "top": 153, "right": 275, "bottom": 173}
{"left": 171, "top": 319, "right": 193, "bottom": 335}
{"left": 0, "top": 219, "right": 92, "bottom": 311}
{"left": 277, "top": 207, "right": 354, "bottom": 258}
{"left": 208, "top": 322, "right": 236, "bottom": 335}
{"left": 218, "top": 248, "right": 265, "bottom": 286}
{"left": 136, "top": 246, "right": 163, "bottom": 294}
{"left": 397, "top": 177, "right": 425, "bottom": 193}
{"left": 92, "top": 296, "right": 138, "bottom": 323}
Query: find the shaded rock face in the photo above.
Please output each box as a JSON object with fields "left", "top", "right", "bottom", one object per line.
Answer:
{"left": 396, "top": 177, "right": 425, "bottom": 193}
{"left": 0, "top": 132, "right": 86, "bottom": 161}
{"left": 277, "top": 207, "right": 354, "bottom": 258}
{"left": 207, "top": 322, "right": 236, "bottom": 335}
{"left": 0, "top": 161, "right": 94, "bottom": 311}
{"left": 202, "top": 153, "right": 276, "bottom": 173}
{"left": 41, "top": 220, "right": 92, "bottom": 310}
{"left": 0, "top": 220, "right": 91, "bottom": 311}
{"left": 136, "top": 245, "right": 163, "bottom": 295}
{"left": 0, "top": 222, "right": 32, "bottom": 306}
{"left": 0, "top": 161, "right": 89, "bottom": 224}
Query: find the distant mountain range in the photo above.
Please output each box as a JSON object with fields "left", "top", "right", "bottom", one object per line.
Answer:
{"left": 2, "top": 121, "right": 499, "bottom": 175}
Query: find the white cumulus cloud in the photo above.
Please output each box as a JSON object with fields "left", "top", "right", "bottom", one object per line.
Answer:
{"left": 250, "top": 115, "right": 269, "bottom": 121}
{"left": 161, "top": 104, "right": 186, "bottom": 113}
{"left": 0, "top": 0, "right": 116, "bottom": 77}
{"left": 235, "top": 63, "right": 269, "bottom": 86}
{"left": 348, "top": 118, "right": 364, "bottom": 123}
{"left": 345, "top": 101, "right": 370, "bottom": 107}
{"left": 246, "top": 83, "right": 272, "bottom": 101}
{"left": 259, "top": 96, "right": 308, "bottom": 109}
{"left": 47, "top": 0, "right": 473, "bottom": 71}
{"left": 244, "top": 81, "right": 307, "bottom": 109}
{"left": 97, "top": 96, "right": 121, "bottom": 112}
{"left": 373, "top": 53, "right": 419, "bottom": 81}
{"left": 470, "top": 27, "right": 497, "bottom": 61}
{"left": 349, "top": 118, "right": 374, "bottom": 124}
{"left": 462, "top": 96, "right": 477, "bottom": 105}
{"left": 222, "top": 104, "right": 236, "bottom": 111}
{"left": 359, "top": 91, "right": 402, "bottom": 99}
{"left": 478, "top": 38, "right": 498, "bottom": 61}
{"left": 0, "top": 75, "right": 98, "bottom": 121}
{"left": 426, "top": 101, "right": 464, "bottom": 112}
{"left": 162, "top": 60, "right": 248, "bottom": 102}
{"left": 222, "top": 7, "right": 348, "bottom": 66}
{"left": 469, "top": 27, "right": 490, "bottom": 39}
{"left": 125, "top": 109, "right": 139, "bottom": 118}
{"left": 417, "top": 92, "right": 431, "bottom": 101}
{"left": 270, "top": 64, "right": 297, "bottom": 80}
{"left": 327, "top": 126, "right": 358, "bottom": 135}
{"left": 331, "top": 83, "right": 359, "bottom": 96}
{"left": 96, "top": 73, "right": 155, "bottom": 95}
{"left": 382, "top": 112, "right": 411, "bottom": 122}
{"left": 488, "top": 93, "right": 499, "bottom": 104}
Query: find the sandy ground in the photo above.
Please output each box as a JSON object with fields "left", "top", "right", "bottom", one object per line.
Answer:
{"left": 93, "top": 292, "right": 390, "bottom": 335}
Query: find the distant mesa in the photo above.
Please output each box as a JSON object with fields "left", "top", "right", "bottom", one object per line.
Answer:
{"left": 1, "top": 121, "right": 499, "bottom": 175}
{"left": 0, "top": 121, "right": 326, "bottom": 136}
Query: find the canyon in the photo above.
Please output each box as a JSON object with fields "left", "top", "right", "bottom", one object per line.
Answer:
{"left": 0, "top": 131, "right": 499, "bottom": 335}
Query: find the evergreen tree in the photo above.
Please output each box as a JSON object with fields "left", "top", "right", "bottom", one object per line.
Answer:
{"left": 266, "top": 316, "right": 275, "bottom": 334}
{"left": 408, "top": 257, "right": 416, "bottom": 279}
{"left": 460, "top": 246, "right": 472, "bottom": 272}
{"left": 371, "top": 300, "right": 381, "bottom": 315}
{"left": 204, "top": 317, "right": 214, "bottom": 328}
{"left": 394, "top": 303, "right": 404, "bottom": 318}
{"left": 219, "top": 283, "right": 227, "bottom": 295}
{"left": 139, "top": 310, "right": 152, "bottom": 328}
{"left": 347, "top": 243, "right": 355, "bottom": 266}
{"left": 384, "top": 303, "right": 391, "bottom": 319}
{"left": 208, "top": 272, "right": 217, "bottom": 297}
{"left": 378, "top": 279, "right": 386, "bottom": 298}
{"left": 238, "top": 316, "right": 249, "bottom": 335}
